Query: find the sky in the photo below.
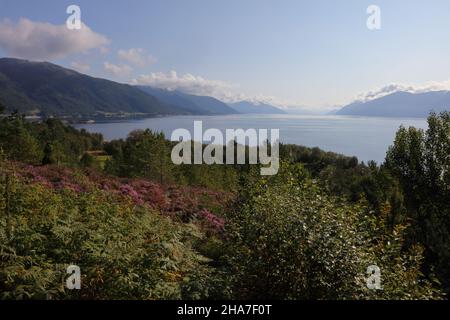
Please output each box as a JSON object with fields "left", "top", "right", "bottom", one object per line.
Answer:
{"left": 1, "top": 0, "right": 450, "bottom": 111}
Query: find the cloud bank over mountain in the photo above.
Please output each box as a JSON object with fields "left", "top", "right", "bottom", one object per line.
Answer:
{"left": 103, "top": 62, "right": 133, "bottom": 78}
{"left": 131, "top": 71, "right": 299, "bottom": 109}
{"left": 353, "top": 81, "right": 450, "bottom": 103}
{"left": 131, "top": 71, "right": 234, "bottom": 98}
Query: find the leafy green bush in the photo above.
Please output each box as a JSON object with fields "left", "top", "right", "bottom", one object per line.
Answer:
{"left": 224, "top": 163, "right": 443, "bottom": 299}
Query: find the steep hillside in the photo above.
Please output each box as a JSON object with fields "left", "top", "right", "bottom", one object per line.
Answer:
{"left": 0, "top": 58, "right": 185, "bottom": 117}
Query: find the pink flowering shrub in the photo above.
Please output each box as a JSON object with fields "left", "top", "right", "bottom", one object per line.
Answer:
{"left": 9, "top": 162, "right": 230, "bottom": 234}
{"left": 119, "top": 184, "right": 144, "bottom": 205}
{"left": 127, "top": 179, "right": 168, "bottom": 209}
{"left": 195, "top": 209, "right": 225, "bottom": 233}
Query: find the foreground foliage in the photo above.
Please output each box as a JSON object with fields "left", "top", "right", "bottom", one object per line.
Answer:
{"left": 223, "top": 164, "right": 442, "bottom": 299}
{"left": 0, "top": 165, "right": 218, "bottom": 299}
{"left": 0, "top": 110, "right": 448, "bottom": 299}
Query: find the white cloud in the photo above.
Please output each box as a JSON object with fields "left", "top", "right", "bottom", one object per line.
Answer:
{"left": 100, "top": 46, "right": 110, "bottom": 55}
{"left": 118, "top": 48, "right": 156, "bottom": 67}
{"left": 131, "top": 70, "right": 302, "bottom": 110}
{"left": 354, "top": 80, "right": 450, "bottom": 103}
{"left": 103, "top": 62, "right": 133, "bottom": 77}
{"left": 131, "top": 70, "right": 235, "bottom": 97}
{"left": 0, "top": 18, "right": 110, "bottom": 60}
{"left": 70, "top": 61, "right": 91, "bottom": 73}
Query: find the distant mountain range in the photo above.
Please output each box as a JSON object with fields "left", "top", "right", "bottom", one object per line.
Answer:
{"left": 7, "top": 57, "right": 445, "bottom": 119}
{"left": 137, "top": 86, "right": 237, "bottom": 115}
{"left": 0, "top": 58, "right": 286, "bottom": 118}
{"left": 227, "top": 101, "right": 286, "bottom": 114}
{"left": 336, "top": 91, "right": 450, "bottom": 117}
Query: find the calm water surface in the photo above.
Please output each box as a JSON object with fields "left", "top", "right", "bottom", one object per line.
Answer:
{"left": 75, "top": 114, "right": 428, "bottom": 163}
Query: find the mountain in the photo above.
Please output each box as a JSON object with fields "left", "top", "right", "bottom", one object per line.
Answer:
{"left": 228, "top": 101, "right": 286, "bottom": 114}
{"left": 137, "top": 86, "right": 238, "bottom": 115}
{"left": 336, "top": 91, "right": 450, "bottom": 117}
{"left": 0, "top": 58, "right": 188, "bottom": 117}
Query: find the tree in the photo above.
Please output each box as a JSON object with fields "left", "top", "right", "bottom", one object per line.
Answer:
{"left": 385, "top": 111, "right": 450, "bottom": 293}
{"left": 80, "top": 152, "right": 97, "bottom": 168}
{"left": 120, "top": 129, "right": 173, "bottom": 183}
{"left": 42, "top": 142, "right": 65, "bottom": 165}
{"left": 0, "top": 114, "right": 43, "bottom": 164}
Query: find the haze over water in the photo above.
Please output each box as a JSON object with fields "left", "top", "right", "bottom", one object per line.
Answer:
{"left": 76, "top": 114, "right": 428, "bottom": 164}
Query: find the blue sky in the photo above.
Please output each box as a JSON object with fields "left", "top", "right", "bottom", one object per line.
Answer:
{"left": 1, "top": 0, "right": 450, "bottom": 110}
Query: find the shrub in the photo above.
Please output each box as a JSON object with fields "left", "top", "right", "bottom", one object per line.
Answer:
{"left": 224, "top": 164, "right": 443, "bottom": 299}
{"left": 0, "top": 171, "right": 217, "bottom": 299}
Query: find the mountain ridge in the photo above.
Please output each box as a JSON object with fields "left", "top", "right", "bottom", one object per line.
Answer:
{"left": 337, "top": 90, "right": 450, "bottom": 117}
{"left": 0, "top": 58, "right": 238, "bottom": 118}
{"left": 137, "top": 86, "right": 238, "bottom": 115}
